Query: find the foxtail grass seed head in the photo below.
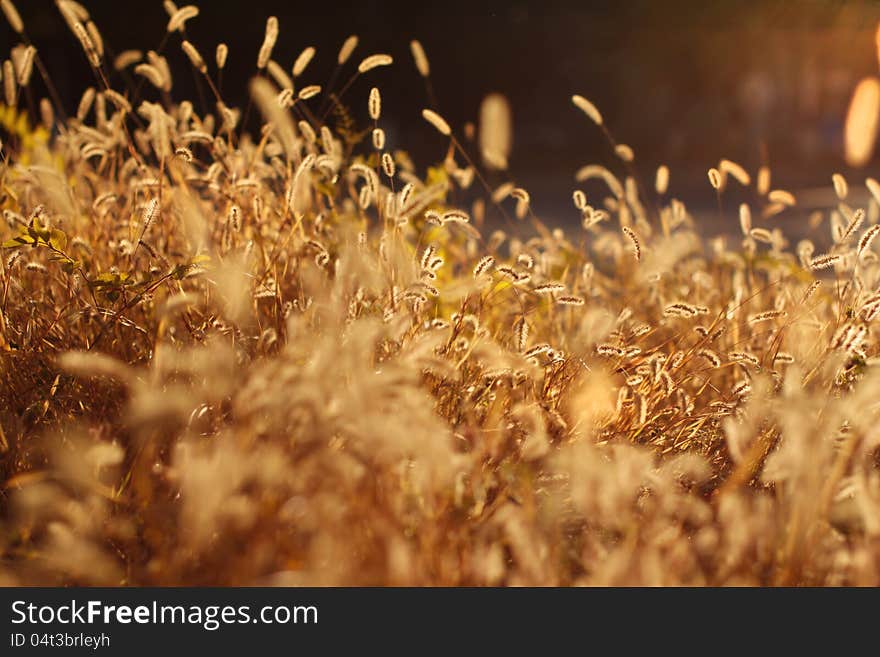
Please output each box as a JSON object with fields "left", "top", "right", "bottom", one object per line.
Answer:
{"left": 181, "top": 40, "right": 206, "bottom": 73}
{"left": 622, "top": 226, "right": 641, "bottom": 261}
{"left": 802, "top": 279, "right": 821, "bottom": 302}
{"left": 839, "top": 208, "right": 865, "bottom": 243}
{"left": 497, "top": 265, "right": 518, "bottom": 280}
{"left": 369, "top": 87, "right": 381, "bottom": 120}
{"left": 845, "top": 77, "right": 880, "bottom": 167}
{"left": 251, "top": 76, "right": 297, "bottom": 158}
{"left": 768, "top": 189, "right": 796, "bottom": 206}
{"left": 420, "top": 245, "right": 436, "bottom": 270}
{"left": 422, "top": 108, "right": 451, "bottom": 136}
{"left": 1, "top": 0, "right": 23, "bottom": 33}
{"left": 699, "top": 349, "right": 721, "bottom": 368}
{"left": 739, "top": 203, "right": 752, "bottom": 236}
{"left": 510, "top": 187, "right": 530, "bottom": 207}
{"left": 15, "top": 45, "right": 34, "bottom": 86}
{"left": 473, "top": 255, "right": 495, "bottom": 279}
{"left": 576, "top": 165, "right": 624, "bottom": 198}
{"left": 655, "top": 165, "right": 669, "bottom": 195}
{"left": 572, "top": 94, "right": 602, "bottom": 125}
{"left": 76, "top": 86, "right": 95, "bottom": 120}
{"left": 104, "top": 88, "right": 131, "bottom": 113}
{"left": 719, "top": 158, "right": 750, "bottom": 185}
{"left": 750, "top": 227, "right": 773, "bottom": 244}
{"left": 216, "top": 43, "right": 228, "bottom": 69}
{"left": 114, "top": 49, "right": 142, "bottom": 71}
{"left": 442, "top": 210, "right": 469, "bottom": 224}
{"left": 167, "top": 5, "right": 198, "bottom": 33}
{"left": 280, "top": 88, "right": 298, "bottom": 107}
{"left": 708, "top": 168, "right": 722, "bottom": 190}
{"left": 757, "top": 165, "right": 771, "bottom": 195}
{"left": 664, "top": 302, "right": 706, "bottom": 317}
{"left": 859, "top": 223, "right": 880, "bottom": 257}
{"left": 409, "top": 39, "right": 430, "bottom": 77}
{"left": 298, "top": 85, "right": 321, "bottom": 100}
{"left": 135, "top": 63, "right": 165, "bottom": 89}
{"left": 372, "top": 128, "right": 385, "bottom": 150}
{"left": 515, "top": 317, "right": 529, "bottom": 352}
{"left": 492, "top": 182, "right": 514, "bottom": 203}
{"left": 510, "top": 188, "right": 530, "bottom": 219}
{"left": 337, "top": 35, "right": 358, "bottom": 65}
{"left": 294, "top": 121, "right": 315, "bottom": 145}
{"left": 358, "top": 53, "right": 393, "bottom": 74}
{"left": 58, "top": 0, "right": 88, "bottom": 28}
{"left": 615, "top": 144, "right": 634, "bottom": 162}
{"left": 147, "top": 51, "right": 172, "bottom": 91}
{"left": 534, "top": 282, "right": 566, "bottom": 295}
{"left": 832, "top": 173, "right": 849, "bottom": 200}
{"left": 479, "top": 93, "right": 512, "bottom": 171}
{"left": 810, "top": 254, "right": 841, "bottom": 270}
{"left": 73, "top": 21, "right": 101, "bottom": 68}
{"left": 292, "top": 46, "right": 316, "bottom": 78}
{"left": 264, "top": 61, "right": 291, "bottom": 91}
{"left": 3, "top": 60, "right": 15, "bottom": 106}
{"left": 381, "top": 152, "right": 395, "bottom": 178}
{"left": 257, "top": 17, "right": 279, "bottom": 70}
{"left": 141, "top": 198, "right": 159, "bottom": 231}
{"left": 763, "top": 203, "right": 786, "bottom": 219}
{"left": 40, "top": 97, "right": 54, "bottom": 130}
{"left": 729, "top": 352, "right": 759, "bottom": 367}
{"left": 749, "top": 310, "right": 786, "bottom": 323}
{"left": 597, "top": 344, "right": 624, "bottom": 358}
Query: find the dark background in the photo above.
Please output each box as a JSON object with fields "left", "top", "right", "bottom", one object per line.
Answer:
{"left": 5, "top": 0, "right": 880, "bottom": 222}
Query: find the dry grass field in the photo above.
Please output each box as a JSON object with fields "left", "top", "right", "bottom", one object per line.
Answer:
{"left": 1, "top": 1, "right": 880, "bottom": 586}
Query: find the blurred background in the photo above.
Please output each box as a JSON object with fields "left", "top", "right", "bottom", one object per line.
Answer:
{"left": 4, "top": 0, "right": 880, "bottom": 224}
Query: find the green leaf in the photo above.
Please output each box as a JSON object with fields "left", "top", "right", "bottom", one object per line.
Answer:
{"left": 48, "top": 228, "right": 68, "bottom": 250}
{"left": 92, "top": 271, "right": 132, "bottom": 289}
{"left": 28, "top": 226, "right": 51, "bottom": 243}
{"left": 2, "top": 234, "right": 36, "bottom": 248}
